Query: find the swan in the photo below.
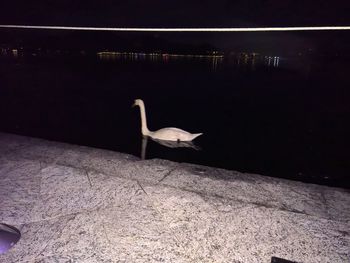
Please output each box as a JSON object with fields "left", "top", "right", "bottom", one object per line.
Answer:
{"left": 133, "top": 99, "right": 203, "bottom": 142}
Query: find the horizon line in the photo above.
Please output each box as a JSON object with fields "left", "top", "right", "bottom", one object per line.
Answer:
{"left": 1, "top": 25, "right": 350, "bottom": 32}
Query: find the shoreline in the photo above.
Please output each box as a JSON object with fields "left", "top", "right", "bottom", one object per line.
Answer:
{"left": 0, "top": 132, "right": 349, "bottom": 262}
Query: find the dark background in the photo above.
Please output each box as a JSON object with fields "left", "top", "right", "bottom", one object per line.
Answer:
{"left": 1, "top": 1, "right": 350, "bottom": 56}
{"left": 1, "top": 0, "right": 350, "bottom": 27}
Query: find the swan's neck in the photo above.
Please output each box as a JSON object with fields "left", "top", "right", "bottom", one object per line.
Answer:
{"left": 138, "top": 102, "right": 151, "bottom": 136}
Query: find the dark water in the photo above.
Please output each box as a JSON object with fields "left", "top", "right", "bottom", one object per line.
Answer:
{"left": 0, "top": 52, "right": 349, "bottom": 188}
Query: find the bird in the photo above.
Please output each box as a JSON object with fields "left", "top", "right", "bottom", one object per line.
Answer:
{"left": 132, "top": 99, "right": 202, "bottom": 142}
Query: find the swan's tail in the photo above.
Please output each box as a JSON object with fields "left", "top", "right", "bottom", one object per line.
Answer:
{"left": 191, "top": 133, "right": 203, "bottom": 140}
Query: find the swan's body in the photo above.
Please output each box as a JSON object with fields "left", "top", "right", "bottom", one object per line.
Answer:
{"left": 149, "top": 127, "right": 201, "bottom": 141}
{"left": 133, "top": 99, "right": 202, "bottom": 142}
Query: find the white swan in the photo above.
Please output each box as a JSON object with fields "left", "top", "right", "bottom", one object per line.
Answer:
{"left": 133, "top": 99, "right": 203, "bottom": 142}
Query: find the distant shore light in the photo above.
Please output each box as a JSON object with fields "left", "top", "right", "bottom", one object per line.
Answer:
{"left": 0, "top": 25, "right": 350, "bottom": 32}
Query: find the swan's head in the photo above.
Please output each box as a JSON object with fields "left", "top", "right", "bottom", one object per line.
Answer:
{"left": 132, "top": 99, "right": 144, "bottom": 108}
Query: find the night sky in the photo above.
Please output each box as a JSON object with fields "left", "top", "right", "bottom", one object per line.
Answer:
{"left": 1, "top": 0, "right": 349, "bottom": 27}
{"left": 1, "top": 1, "right": 350, "bottom": 54}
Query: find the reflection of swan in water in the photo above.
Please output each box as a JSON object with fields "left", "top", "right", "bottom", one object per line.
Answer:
{"left": 141, "top": 136, "right": 150, "bottom": 160}
{"left": 151, "top": 138, "right": 200, "bottom": 150}
{"left": 141, "top": 136, "right": 200, "bottom": 160}
{"left": 133, "top": 99, "right": 203, "bottom": 142}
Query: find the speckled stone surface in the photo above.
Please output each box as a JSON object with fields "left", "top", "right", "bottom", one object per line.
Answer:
{"left": 0, "top": 132, "right": 349, "bottom": 263}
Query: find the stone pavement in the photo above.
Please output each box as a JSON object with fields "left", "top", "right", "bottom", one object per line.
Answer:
{"left": 0, "top": 132, "right": 349, "bottom": 263}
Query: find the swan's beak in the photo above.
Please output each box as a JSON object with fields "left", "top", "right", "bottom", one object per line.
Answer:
{"left": 132, "top": 102, "right": 136, "bottom": 108}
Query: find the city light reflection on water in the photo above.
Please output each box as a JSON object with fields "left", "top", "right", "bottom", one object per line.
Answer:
{"left": 1, "top": 47, "right": 282, "bottom": 72}
{"left": 97, "top": 51, "right": 225, "bottom": 71}
{"left": 96, "top": 51, "right": 281, "bottom": 71}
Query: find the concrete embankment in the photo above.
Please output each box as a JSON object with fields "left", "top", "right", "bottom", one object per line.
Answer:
{"left": 0, "top": 132, "right": 349, "bottom": 262}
